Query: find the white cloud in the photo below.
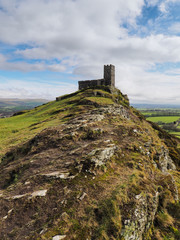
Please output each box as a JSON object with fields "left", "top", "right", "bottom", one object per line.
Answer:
{"left": 147, "top": 0, "right": 160, "bottom": 7}
{"left": 159, "top": 0, "right": 180, "bottom": 12}
{"left": 0, "top": 77, "right": 77, "bottom": 99}
{"left": 0, "top": 0, "right": 144, "bottom": 45}
{"left": 116, "top": 64, "right": 180, "bottom": 104}
{"left": 0, "top": 0, "right": 179, "bottom": 70}
{"left": 0, "top": 0, "right": 180, "bottom": 103}
{"left": 0, "top": 0, "right": 145, "bottom": 70}
{"left": 0, "top": 53, "right": 68, "bottom": 72}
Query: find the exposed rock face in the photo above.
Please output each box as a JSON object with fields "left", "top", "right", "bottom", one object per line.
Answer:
{"left": 0, "top": 87, "right": 179, "bottom": 240}
{"left": 122, "top": 192, "right": 159, "bottom": 240}
{"left": 88, "top": 145, "right": 117, "bottom": 167}
{"left": 156, "top": 146, "right": 176, "bottom": 172}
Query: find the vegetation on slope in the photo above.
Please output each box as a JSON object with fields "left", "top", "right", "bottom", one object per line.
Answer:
{"left": 0, "top": 87, "right": 128, "bottom": 157}
{"left": 0, "top": 86, "right": 179, "bottom": 240}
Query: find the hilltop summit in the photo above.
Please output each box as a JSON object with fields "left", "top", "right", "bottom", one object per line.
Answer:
{"left": 0, "top": 86, "right": 180, "bottom": 239}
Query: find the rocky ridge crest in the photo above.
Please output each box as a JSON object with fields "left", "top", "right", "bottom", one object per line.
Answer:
{"left": 0, "top": 86, "right": 179, "bottom": 239}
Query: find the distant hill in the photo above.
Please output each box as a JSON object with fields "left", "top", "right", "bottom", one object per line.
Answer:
{"left": 0, "top": 98, "right": 48, "bottom": 118}
{"left": 132, "top": 103, "right": 180, "bottom": 109}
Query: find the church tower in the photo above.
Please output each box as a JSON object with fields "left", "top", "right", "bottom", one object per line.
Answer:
{"left": 104, "top": 64, "right": 115, "bottom": 87}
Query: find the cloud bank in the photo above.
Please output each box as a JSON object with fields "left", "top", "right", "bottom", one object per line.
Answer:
{"left": 0, "top": 0, "right": 180, "bottom": 103}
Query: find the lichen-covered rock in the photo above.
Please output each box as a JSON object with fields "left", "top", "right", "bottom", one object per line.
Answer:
{"left": 122, "top": 192, "right": 159, "bottom": 240}
{"left": 88, "top": 145, "right": 117, "bottom": 167}
{"left": 157, "top": 146, "right": 176, "bottom": 172}
{"left": 99, "top": 105, "right": 130, "bottom": 119}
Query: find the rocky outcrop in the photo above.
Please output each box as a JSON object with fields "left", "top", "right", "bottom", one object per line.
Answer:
{"left": 88, "top": 145, "right": 117, "bottom": 167}
{"left": 122, "top": 192, "right": 159, "bottom": 240}
{"left": 155, "top": 146, "right": 176, "bottom": 172}
{"left": 0, "top": 87, "right": 179, "bottom": 240}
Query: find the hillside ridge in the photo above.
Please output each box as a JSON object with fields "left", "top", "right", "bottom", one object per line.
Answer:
{"left": 0, "top": 86, "right": 180, "bottom": 240}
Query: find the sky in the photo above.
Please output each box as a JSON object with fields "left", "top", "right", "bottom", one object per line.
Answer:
{"left": 0, "top": 0, "right": 180, "bottom": 104}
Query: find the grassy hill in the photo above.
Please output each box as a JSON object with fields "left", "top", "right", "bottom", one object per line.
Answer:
{"left": 0, "top": 86, "right": 179, "bottom": 240}
{"left": 0, "top": 88, "right": 128, "bottom": 157}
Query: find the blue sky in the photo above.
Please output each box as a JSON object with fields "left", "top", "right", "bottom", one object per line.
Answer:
{"left": 0, "top": 0, "right": 180, "bottom": 103}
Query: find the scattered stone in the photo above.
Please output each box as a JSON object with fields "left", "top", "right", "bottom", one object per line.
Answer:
{"left": 12, "top": 194, "right": 27, "bottom": 199}
{"left": 43, "top": 171, "right": 70, "bottom": 179}
{"left": 52, "top": 235, "right": 66, "bottom": 240}
{"left": 8, "top": 209, "right": 13, "bottom": 214}
{"left": 61, "top": 199, "right": 67, "bottom": 205}
{"left": 40, "top": 228, "right": 47, "bottom": 235}
{"left": 79, "top": 192, "right": 87, "bottom": 201}
{"left": 31, "top": 190, "right": 47, "bottom": 198}
{"left": 146, "top": 151, "right": 150, "bottom": 156}
{"left": 25, "top": 181, "right": 30, "bottom": 185}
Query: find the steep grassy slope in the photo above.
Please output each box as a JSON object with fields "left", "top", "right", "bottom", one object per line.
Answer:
{"left": 0, "top": 86, "right": 179, "bottom": 240}
{"left": 0, "top": 87, "right": 128, "bottom": 157}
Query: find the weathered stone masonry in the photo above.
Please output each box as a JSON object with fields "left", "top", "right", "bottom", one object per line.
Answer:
{"left": 78, "top": 64, "right": 115, "bottom": 90}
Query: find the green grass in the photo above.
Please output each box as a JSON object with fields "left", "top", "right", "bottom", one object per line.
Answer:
{"left": 169, "top": 131, "right": 180, "bottom": 136}
{"left": 85, "top": 97, "right": 114, "bottom": 105}
{"left": 0, "top": 87, "right": 126, "bottom": 157}
{"left": 141, "top": 111, "right": 155, "bottom": 116}
{"left": 0, "top": 98, "right": 74, "bottom": 156}
{"left": 147, "top": 116, "right": 180, "bottom": 123}
{"left": 139, "top": 109, "right": 180, "bottom": 138}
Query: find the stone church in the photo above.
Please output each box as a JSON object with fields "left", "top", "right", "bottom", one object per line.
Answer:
{"left": 78, "top": 64, "right": 115, "bottom": 90}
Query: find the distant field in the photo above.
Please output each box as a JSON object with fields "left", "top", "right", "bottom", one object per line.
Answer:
{"left": 141, "top": 111, "right": 154, "bottom": 116}
{"left": 138, "top": 108, "right": 180, "bottom": 138}
{"left": 147, "top": 116, "right": 180, "bottom": 123}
